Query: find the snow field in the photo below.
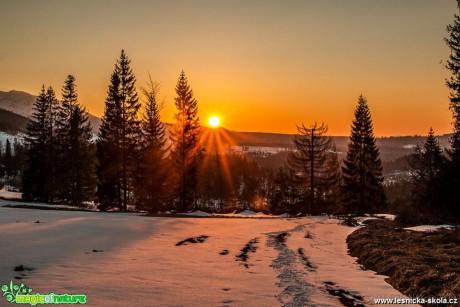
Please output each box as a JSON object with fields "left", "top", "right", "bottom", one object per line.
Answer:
{"left": 0, "top": 205, "right": 415, "bottom": 306}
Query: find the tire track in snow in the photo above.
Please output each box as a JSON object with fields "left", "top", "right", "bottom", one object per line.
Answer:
{"left": 267, "top": 221, "right": 369, "bottom": 307}
{"left": 266, "top": 224, "right": 317, "bottom": 307}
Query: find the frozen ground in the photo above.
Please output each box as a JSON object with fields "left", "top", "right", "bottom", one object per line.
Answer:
{"left": 0, "top": 202, "right": 414, "bottom": 306}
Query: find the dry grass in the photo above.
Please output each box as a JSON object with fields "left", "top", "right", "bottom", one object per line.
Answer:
{"left": 347, "top": 220, "right": 460, "bottom": 299}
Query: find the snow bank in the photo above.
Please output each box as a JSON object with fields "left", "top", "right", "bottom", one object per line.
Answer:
{"left": 0, "top": 187, "right": 22, "bottom": 200}
{"left": 374, "top": 213, "right": 396, "bottom": 220}
{"left": 404, "top": 225, "right": 455, "bottom": 232}
{"left": 212, "top": 210, "right": 277, "bottom": 218}
{"left": 356, "top": 216, "right": 378, "bottom": 226}
{"left": 255, "top": 212, "right": 269, "bottom": 216}
{"left": 354, "top": 213, "right": 396, "bottom": 226}
{"left": 178, "top": 210, "right": 211, "bottom": 217}
{"left": 239, "top": 209, "right": 256, "bottom": 215}
{"left": 0, "top": 199, "right": 97, "bottom": 211}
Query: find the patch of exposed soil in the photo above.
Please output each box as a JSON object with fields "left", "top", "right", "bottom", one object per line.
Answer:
{"left": 347, "top": 219, "right": 460, "bottom": 299}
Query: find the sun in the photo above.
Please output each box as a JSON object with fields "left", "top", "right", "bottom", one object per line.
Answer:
{"left": 209, "top": 116, "right": 220, "bottom": 128}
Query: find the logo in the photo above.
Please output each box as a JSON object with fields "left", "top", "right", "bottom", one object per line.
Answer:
{"left": 1, "top": 281, "right": 86, "bottom": 305}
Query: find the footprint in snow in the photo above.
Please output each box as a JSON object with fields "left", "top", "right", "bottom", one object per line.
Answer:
{"left": 175, "top": 235, "right": 209, "bottom": 246}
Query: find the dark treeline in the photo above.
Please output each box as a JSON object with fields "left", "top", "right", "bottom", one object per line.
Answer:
{"left": 22, "top": 80, "right": 95, "bottom": 205}
{"left": 19, "top": 51, "right": 278, "bottom": 213}
{"left": 385, "top": 2, "right": 460, "bottom": 223}
{"left": 15, "top": 0, "right": 460, "bottom": 220}
{"left": 0, "top": 138, "right": 25, "bottom": 190}
{"left": 19, "top": 49, "right": 384, "bottom": 216}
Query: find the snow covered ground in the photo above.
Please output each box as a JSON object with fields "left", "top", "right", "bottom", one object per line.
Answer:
{"left": 374, "top": 214, "right": 396, "bottom": 221}
{"left": 227, "top": 145, "right": 290, "bottom": 157}
{"left": 0, "top": 187, "right": 22, "bottom": 200}
{"left": 0, "top": 132, "right": 24, "bottom": 150}
{"left": 0, "top": 203, "right": 415, "bottom": 306}
{"left": 404, "top": 225, "right": 455, "bottom": 232}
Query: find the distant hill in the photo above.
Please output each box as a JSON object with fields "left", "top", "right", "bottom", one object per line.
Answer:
{"left": 0, "top": 90, "right": 102, "bottom": 132}
{"left": 223, "top": 130, "right": 296, "bottom": 148}
{"left": 205, "top": 128, "right": 452, "bottom": 162}
{"left": 0, "top": 90, "right": 36, "bottom": 117}
{"left": 0, "top": 108, "right": 29, "bottom": 134}
{"left": 242, "top": 133, "right": 452, "bottom": 173}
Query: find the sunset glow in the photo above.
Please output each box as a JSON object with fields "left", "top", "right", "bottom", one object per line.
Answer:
{"left": 0, "top": 1, "right": 456, "bottom": 136}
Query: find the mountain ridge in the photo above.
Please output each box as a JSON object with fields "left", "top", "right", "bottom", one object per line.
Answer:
{"left": 0, "top": 90, "right": 102, "bottom": 132}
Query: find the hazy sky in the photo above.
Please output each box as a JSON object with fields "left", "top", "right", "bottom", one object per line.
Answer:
{"left": 0, "top": 0, "right": 457, "bottom": 136}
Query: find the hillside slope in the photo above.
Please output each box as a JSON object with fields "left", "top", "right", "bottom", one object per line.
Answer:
{"left": 0, "top": 90, "right": 101, "bottom": 132}
{"left": 0, "top": 108, "right": 29, "bottom": 134}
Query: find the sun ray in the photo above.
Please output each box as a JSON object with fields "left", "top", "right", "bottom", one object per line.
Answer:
{"left": 215, "top": 130, "right": 235, "bottom": 193}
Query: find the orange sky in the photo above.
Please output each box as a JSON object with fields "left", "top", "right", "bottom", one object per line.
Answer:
{"left": 0, "top": 0, "right": 457, "bottom": 136}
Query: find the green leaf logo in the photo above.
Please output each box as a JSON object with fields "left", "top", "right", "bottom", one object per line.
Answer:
{"left": 1, "top": 280, "right": 33, "bottom": 304}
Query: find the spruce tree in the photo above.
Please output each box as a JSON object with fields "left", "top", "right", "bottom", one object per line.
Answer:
{"left": 445, "top": 0, "right": 460, "bottom": 158}
{"left": 237, "top": 157, "right": 261, "bottom": 210}
{"left": 342, "top": 95, "right": 385, "bottom": 214}
{"left": 97, "top": 50, "right": 141, "bottom": 211}
{"left": 135, "top": 76, "right": 170, "bottom": 212}
{"left": 22, "top": 86, "right": 59, "bottom": 202}
{"left": 4, "top": 139, "right": 13, "bottom": 177}
{"left": 170, "top": 71, "right": 201, "bottom": 212}
{"left": 12, "top": 139, "right": 25, "bottom": 179}
{"left": 268, "top": 167, "right": 289, "bottom": 214}
{"left": 46, "top": 86, "right": 60, "bottom": 202}
{"left": 439, "top": 1, "right": 460, "bottom": 218}
{"left": 56, "top": 75, "right": 96, "bottom": 206}
{"left": 323, "top": 146, "right": 343, "bottom": 212}
{"left": 56, "top": 75, "right": 78, "bottom": 200}
{"left": 0, "top": 141, "right": 4, "bottom": 178}
{"left": 23, "top": 86, "right": 47, "bottom": 201}
{"left": 286, "top": 122, "right": 339, "bottom": 214}
{"left": 409, "top": 128, "right": 444, "bottom": 211}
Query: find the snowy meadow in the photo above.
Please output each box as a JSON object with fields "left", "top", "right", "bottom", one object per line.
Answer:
{"left": 0, "top": 202, "right": 412, "bottom": 306}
